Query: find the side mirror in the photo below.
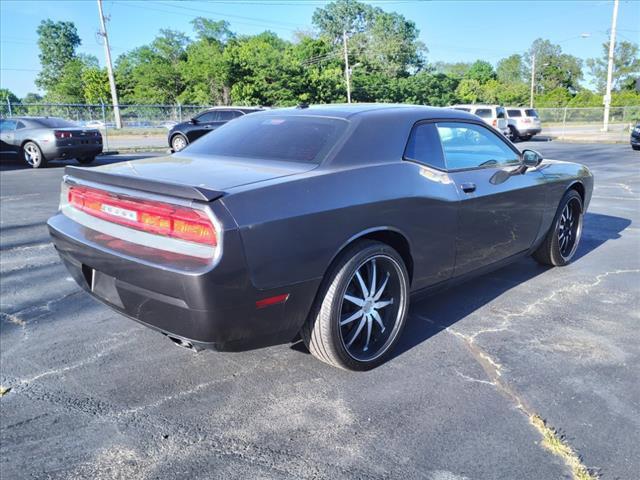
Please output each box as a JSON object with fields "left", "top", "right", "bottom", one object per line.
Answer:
{"left": 521, "top": 149, "right": 543, "bottom": 168}
{"left": 190, "top": 117, "right": 199, "bottom": 124}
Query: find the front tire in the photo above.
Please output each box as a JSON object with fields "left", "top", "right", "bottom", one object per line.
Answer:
{"left": 171, "top": 134, "right": 188, "bottom": 152}
{"left": 301, "top": 240, "right": 410, "bottom": 371}
{"left": 22, "top": 141, "right": 46, "bottom": 168}
{"left": 533, "top": 190, "right": 583, "bottom": 266}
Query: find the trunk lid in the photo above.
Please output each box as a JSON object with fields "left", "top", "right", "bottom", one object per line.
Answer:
{"left": 65, "top": 154, "right": 316, "bottom": 202}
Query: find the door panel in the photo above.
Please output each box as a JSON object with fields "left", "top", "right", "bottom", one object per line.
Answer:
{"left": 449, "top": 167, "right": 546, "bottom": 276}
{"left": 435, "top": 121, "right": 546, "bottom": 277}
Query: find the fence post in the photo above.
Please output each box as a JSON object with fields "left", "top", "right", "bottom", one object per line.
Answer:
{"left": 101, "top": 100, "right": 110, "bottom": 153}
{"left": 561, "top": 106, "right": 568, "bottom": 140}
{"left": 7, "top": 98, "right": 12, "bottom": 117}
{"left": 178, "top": 103, "right": 182, "bottom": 122}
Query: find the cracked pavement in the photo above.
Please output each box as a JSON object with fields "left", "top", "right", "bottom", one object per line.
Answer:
{"left": 1, "top": 143, "right": 639, "bottom": 479}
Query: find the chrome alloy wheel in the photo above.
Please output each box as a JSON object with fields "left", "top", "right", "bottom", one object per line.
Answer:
{"left": 339, "top": 255, "right": 405, "bottom": 362}
{"left": 24, "top": 143, "right": 40, "bottom": 166}
{"left": 557, "top": 197, "right": 583, "bottom": 260}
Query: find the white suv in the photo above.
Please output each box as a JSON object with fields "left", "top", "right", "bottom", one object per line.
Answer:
{"left": 505, "top": 107, "right": 542, "bottom": 141}
{"left": 450, "top": 104, "right": 509, "bottom": 136}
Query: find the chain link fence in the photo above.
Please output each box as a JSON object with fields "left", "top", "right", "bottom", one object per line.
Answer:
{"left": 2, "top": 102, "right": 639, "bottom": 147}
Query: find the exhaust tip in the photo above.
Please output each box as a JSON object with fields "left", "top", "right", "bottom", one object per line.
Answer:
{"left": 167, "top": 335, "right": 202, "bottom": 352}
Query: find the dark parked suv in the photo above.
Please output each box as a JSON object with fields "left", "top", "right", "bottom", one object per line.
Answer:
{"left": 168, "top": 107, "right": 263, "bottom": 151}
{"left": 631, "top": 123, "right": 640, "bottom": 150}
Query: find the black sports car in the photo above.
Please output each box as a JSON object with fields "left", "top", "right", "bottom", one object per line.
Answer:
{"left": 167, "top": 106, "right": 263, "bottom": 152}
{"left": 48, "top": 104, "right": 593, "bottom": 370}
{"left": 0, "top": 116, "right": 102, "bottom": 168}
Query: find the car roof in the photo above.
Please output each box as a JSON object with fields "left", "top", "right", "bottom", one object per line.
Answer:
{"left": 450, "top": 104, "right": 502, "bottom": 109}
{"left": 257, "top": 103, "right": 479, "bottom": 121}
{"left": 203, "top": 106, "right": 263, "bottom": 112}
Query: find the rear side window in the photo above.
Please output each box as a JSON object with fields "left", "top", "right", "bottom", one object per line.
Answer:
{"left": 474, "top": 109, "right": 492, "bottom": 118}
{"left": 404, "top": 122, "right": 445, "bottom": 170}
{"left": 16, "top": 121, "right": 26, "bottom": 129}
{"left": 507, "top": 110, "right": 522, "bottom": 117}
{"left": 218, "top": 110, "right": 240, "bottom": 121}
{"left": 496, "top": 107, "right": 506, "bottom": 119}
{"left": 525, "top": 109, "right": 539, "bottom": 117}
{"left": 183, "top": 115, "right": 348, "bottom": 164}
{"left": 436, "top": 122, "right": 519, "bottom": 170}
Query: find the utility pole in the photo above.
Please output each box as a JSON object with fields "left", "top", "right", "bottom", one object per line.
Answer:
{"left": 97, "top": 0, "right": 122, "bottom": 129}
{"left": 342, "top": 31, "right": 351, "bottom": 104}
{"left": 603, "top": 0, "right": 619, "bottom": 132}
{"left": 529, "top": 53, "right": 536, "bottom": 108}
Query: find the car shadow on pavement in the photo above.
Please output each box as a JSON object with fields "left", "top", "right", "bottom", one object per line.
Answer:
{"left": 389, "top": 211, "right": 631, "bottom": 362}
{"left": 292, "top": 212, "right": 631, "bottom": 363}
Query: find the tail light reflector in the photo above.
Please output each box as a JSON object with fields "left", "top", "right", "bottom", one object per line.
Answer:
{"left": 492, "top": 119, "right": 497, "bottom": 127}
{"left": 67, "top": 186, "right": 217, "bottom": 246}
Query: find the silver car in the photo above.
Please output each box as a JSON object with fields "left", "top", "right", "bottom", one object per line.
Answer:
{"left": 505, "top": 107, "right": 542, "bottom": 141}
{"left": 0, "top": 116, "right": 103, "bottom": 168}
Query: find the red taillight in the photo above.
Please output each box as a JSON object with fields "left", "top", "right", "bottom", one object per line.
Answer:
{"left": 55, "top": 131, "right": 72, "bottom": 139}
{"left": 492, "top": 119, "right": 497, "bottom": 127}
{"left": 68, "top": 186, "right": 217, "bottom": 246}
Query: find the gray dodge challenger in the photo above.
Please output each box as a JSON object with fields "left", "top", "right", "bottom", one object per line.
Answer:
{"left": 47, "top": 104, "right": 593, "bottom": 370}
{"left": 0, "top": 116, "right": 103, "bottom": 168}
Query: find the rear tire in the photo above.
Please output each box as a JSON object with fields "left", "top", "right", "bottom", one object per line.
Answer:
{"left": 632, "top": 145, "right": 640, "bottom": 151}
{"left": 533, "top": 190, "right": 583, "bottom": 266}
{"left": 508, "top": 126, "right": 520, "bottom": 142}
{"left": 21, "top": 141, "right": 46, "bottom": 168}
{"left": 77, "top": 156, "right": 95, "bottom": 165}
{"left": 301, "top": 240, "right": 410, "bottom": 371}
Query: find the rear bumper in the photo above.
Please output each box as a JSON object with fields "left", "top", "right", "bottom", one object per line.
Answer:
{"left": 43, "top": 143, "right": 103, "bottom": 160}
{"left": 47, "top": 211, "right": 318, "bottom": 351}
{"left": 516, "top": 127, "right": 541, "bottom": 136}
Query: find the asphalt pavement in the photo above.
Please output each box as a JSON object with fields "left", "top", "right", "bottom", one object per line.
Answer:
{"left": 1, "top": 143, "right": 638, "bottom": 479}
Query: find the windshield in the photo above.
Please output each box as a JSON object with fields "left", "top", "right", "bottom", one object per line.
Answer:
{"left": 182, "top": 114, "right": 349, "bottom": 164}
{"left": 34, "top": 118, "right": 79, "bottom": 128}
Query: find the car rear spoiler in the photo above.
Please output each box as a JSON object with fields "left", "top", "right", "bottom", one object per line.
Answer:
{"left": 64, "top": 166, "right": 224, "bottom": 202}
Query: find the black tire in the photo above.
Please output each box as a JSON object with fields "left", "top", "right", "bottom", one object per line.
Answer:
{"left": 77, "top": 156, "right": 95, "bottom": 165}
{"left": 521, "top": 134, "right": 533, "bottom": 141}
{"left": 171, "top": 134, "right": 188, "bottom": 152}
{"left": 21, "top": 141, "right": 47, "bottom": 168}
{"left": 533, "top": 190, "right": 583, "bottom": 266}
{"left": 301, "top": 240, "right": 410, "bottom": 371}
{"left": 632, "top": 145, "right": 640, "bottom": 151}
{"left": 508, "top": 126, "right": 520, "bottom": 142}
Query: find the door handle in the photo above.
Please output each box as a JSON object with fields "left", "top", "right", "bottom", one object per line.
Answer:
{"left": 460, "top": 182, "right": 476, "bottom": 193}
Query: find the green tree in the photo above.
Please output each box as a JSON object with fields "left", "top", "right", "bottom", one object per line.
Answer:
{"left": 82, "top": 67, "right": 111, "bottom": 104}
{"left": 496, "top": 54, "right": 524, "bottom": 84}
{"left": 432, "top": 61, "right": 472, "bottom": 78}
{"left": 534, "top": 87, "right": 572, "bottom": 107}
{"left": 587, "top": 41, "right": 640, "bottom": 92}
{"left": 465, "top": 60, "right": 496, "bottom": 84}
{"left": 312, "top": 0, "right": 375, "bottom": 40}
{"left": 22, "top": 92, "right": 43, "bottom": 103}
{"left": 35, "top": 20, "right": 81, "bottom": 92}
{"left": 401, "top": 72, "right": 459, "bottom": 106}
{"left": 455, "top": 78, "right": 483, "bottom": 103}
{"left": 191, "top": 17, "right": 235, "bottom": 44}
{"left": 46, "top": 54, "right": 99, "bottom": 103}
{"left": 0, "top": 88, "right": 20, "bottom": 104}
{"left": 525, "top": 39, "right": 583, "bottom": 93}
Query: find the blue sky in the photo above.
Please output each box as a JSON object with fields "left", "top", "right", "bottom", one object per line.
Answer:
{"left": 1, "top": 0, "right": 639, "bottom": 97}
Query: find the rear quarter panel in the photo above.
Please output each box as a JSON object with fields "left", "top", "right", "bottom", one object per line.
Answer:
{"left": 221, "top": 161, "right": 459, "bottom": 292}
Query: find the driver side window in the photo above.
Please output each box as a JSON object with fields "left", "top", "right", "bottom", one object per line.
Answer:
{"left": 436, "top": 122, "right": 519, "bottom": 170}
